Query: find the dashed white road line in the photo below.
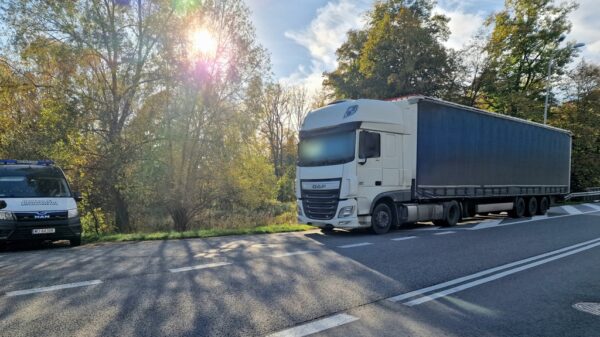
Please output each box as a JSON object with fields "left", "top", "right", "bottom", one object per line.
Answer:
{"left": 266, "top": 313, "right": 359, "bottom": 337}
{"left": 337, "top": 242, "right": 373, "bottom": 249}
{"left": 387, "top": 236, "right": 600, "bottom": 303}
{"left": 562, "top": 205, "right": 583, "bottom": 215}
{"left": 270, "top": 250, "right": 316, "bottom": 258}
{"left": 434, "top": 231, "right": 455, "bottom": 235}
{"left": 391, "top": 236, "right": 417, "bottom": 241}
{"left": 6, "top": 280, "right": 103, "bottom": 297}
{"left": 405, "top": 239, "right": 600, "bottom": 306}
{"left": 169, "top": 262, "right": 232, "bottom": 273}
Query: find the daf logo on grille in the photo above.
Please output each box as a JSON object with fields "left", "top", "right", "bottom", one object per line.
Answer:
{"left": 34, "top": 211, "right": 50, "bottom": 219}
{"left": 312, "top": 184, "right": 326, "bottom": 189}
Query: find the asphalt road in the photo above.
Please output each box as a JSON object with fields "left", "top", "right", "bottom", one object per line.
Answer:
{"left": 1, "top": 203, "right": 599, "bottom": 337}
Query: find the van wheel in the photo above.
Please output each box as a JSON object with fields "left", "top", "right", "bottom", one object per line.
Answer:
{"left": 537, "top": 197, "right": 549, "bottom": 215}
{"left": 525, "top": 197, "right": 538, "bottom": 217}
{"left": 509, "top": 197, "right": 525, "bottom": 218}
{"left": 70, "top": 236, "right": 81, "bottom": 247}
{"left": 371, "top": 203, "right": 393, "bottom": 234}
{"left": 439, "top": 201, "right": 460, "bottom": 227}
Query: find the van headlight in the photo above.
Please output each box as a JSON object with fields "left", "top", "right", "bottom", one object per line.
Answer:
{"left": 67, "top": 208, "right": 79, "bottom": 219}
{"left": 0, "top": 211, "right": 15, "bottom": 221}
{"left": 338, "top": 206, "right": 354, "bottom": 218}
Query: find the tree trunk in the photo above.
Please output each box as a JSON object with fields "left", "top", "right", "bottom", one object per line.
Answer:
{"left": 112, "top": 187, "right": 130, "bottom": 232}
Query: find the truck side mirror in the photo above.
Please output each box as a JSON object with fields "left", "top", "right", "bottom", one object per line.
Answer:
{"left": 73, "top": 192, "right": 83, "bottom": 203}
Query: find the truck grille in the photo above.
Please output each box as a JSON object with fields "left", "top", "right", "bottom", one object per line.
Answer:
{"left": 301, "top": 187, "right": 340, "bottom": 221}
{"left": 14, "top": 211, "right": 68, "bottom": 222}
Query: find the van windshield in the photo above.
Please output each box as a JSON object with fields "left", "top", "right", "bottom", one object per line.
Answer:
{"left": 298, "top": 131, "right": 356, "bottom": 167}
{"left": 0, "top": 167, "right": 72, "bottom": 198}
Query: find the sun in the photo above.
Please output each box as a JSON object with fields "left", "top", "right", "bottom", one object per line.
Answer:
{"left": 188, "top": 29, "right": 218, "bottom": 57}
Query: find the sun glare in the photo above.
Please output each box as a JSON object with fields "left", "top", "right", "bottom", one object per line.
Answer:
{"left": 189, "top": 29, "right": 218, "bottom": 57}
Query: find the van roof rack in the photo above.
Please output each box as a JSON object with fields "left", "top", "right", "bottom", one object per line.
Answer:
{"left": 0, "top": 159, "right": 55, "bottom": 166}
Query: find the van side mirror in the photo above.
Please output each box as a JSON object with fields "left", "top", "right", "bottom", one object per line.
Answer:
{"left": 73, "top": 192, "right": 83, "bottom": 203}
{"left": 359, "top": 131, "right": 381, "bottom": 160}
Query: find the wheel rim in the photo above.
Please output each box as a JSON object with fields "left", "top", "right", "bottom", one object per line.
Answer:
{"left": 529, "top": 199, "right": 537, "bottom": 214}
{"left": 376, "top": 210, "right": 390, "bottom": 228}
{"left": 517, "top": 198, "right": 525, "bottom": 215}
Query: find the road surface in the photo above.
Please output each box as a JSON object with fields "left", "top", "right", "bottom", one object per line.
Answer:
{"left": 1, "top": 203, "right": 600, "bottom": 337}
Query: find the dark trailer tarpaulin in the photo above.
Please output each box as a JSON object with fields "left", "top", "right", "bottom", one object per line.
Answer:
{"left": 415, "top": 98, "right": 571, "bottom": 199}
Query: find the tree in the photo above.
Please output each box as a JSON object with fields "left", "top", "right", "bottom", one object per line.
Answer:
{"left": 324, "top": 0, "right": 457, "bottom": 100}
{"left": 478, "top": 0, "right": 579, "bottom": 119}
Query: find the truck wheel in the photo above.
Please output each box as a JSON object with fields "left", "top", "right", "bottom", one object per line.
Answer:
{"left": 70, "top": 236, "right": 81, "bottom": 247}
{"left": 371, "top": 203, "right": 393, "bottom": 234}
{"left": 537, "top": 197, "right": 549, "bottom": 215}
{"left": 509, "top": 197, "right": 525, "bottom": 218}
{"left": 439, "top": 201, "right": 460, "bottom": 227}
{"left": 525, "top": 197, "right": 538, "bottom": 217}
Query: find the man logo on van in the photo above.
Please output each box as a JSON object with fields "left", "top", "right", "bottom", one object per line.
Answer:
{"left": 34, "top": 211, "right": 50, "bottom": 219}
{"left": 343, "top": 105, "right": 358, "bottom": 119}
{"left": 312, "top": 184, "right": 326, "bottom": 189}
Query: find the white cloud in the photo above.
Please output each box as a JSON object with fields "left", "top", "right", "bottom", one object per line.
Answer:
{"left": 568, "top": 0, "right": 600, "bottom": 64}
{"left": 434, "top": 8, "right": 486, "bottom": 50}
{"left": 281, "top": 0, "right": 371, "bottom": 92}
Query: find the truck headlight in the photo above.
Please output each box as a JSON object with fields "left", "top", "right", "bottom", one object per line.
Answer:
{"left": 0, "top": 211, "right": 15, "bottom": 221}
{"left": 338, "top": 206, "right": 354, "bottom": 218}
{"left": 67, "top": 208, "right": 79, "bottom": 219}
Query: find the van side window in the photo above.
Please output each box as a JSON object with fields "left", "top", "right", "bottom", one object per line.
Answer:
{"left": 359, "top": 131, "right": 380, "bottom": 159}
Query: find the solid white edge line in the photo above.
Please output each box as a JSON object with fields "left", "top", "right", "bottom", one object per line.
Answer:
{"left": 337, "top": 242, "right": 373, "bottom": 249}
{"left": 468, "top": 208, "right": 599, "bottom": 231}
{"left": 6, "top": 280, "right": 103, "bottom": 297}
{"left": 387, "top": 236, "right": 600, "bottom": 302}
{"left": 169, "top": 262, "right": 232, "bottom": 273}
{"left": 434, "top": 231, "right": 455, "bottom": 235}
{"left": 266, "top": 313, "right": 359, "bottom": 337}
{"left": 270, "top": 250, "right": 316, "bottom": 258}
{"left": 562, "top": 205, "right": 583, "bottom": 215}
{"left": 391, "top": 236, "right": 417, "bottom": 241}
{"left": 405, "top": 240, "right": 600, "bottom": 306}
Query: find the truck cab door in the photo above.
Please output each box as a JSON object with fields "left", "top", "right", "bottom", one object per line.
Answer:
{"left": 357, "top": 131, "right": 383, "bottom": 212}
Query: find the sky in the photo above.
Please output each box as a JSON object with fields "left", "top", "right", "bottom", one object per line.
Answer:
{"left": 245, "top": 0, "right": 600, "bottom": 92}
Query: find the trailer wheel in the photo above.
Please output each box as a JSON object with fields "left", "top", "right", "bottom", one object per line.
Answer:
{"left": 371, "top": 203, "right": 393, "bottom": 234}
{"left": 537, "top": 197, "right": 549, "bottom": 215}
{"left": 439, "top": 201, "right": 460, "bottom": 227}
{"left": 509, "top": 197, "right": 525, "bottom": 218}
{"left": 525, "top": 197, "right": 538, "bottom": 217}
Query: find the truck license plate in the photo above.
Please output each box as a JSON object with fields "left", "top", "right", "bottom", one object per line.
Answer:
{"left": 32, "top": 228, "right": 55, "bottom": 234}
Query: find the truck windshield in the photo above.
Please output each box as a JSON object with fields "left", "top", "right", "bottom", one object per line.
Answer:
{"left": 298, "top": 131, "right": 356, "bottom": 166}
{"left": 0, "top": 168, "right": 72, "bottom": 198}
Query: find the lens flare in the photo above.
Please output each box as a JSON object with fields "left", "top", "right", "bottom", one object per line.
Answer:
{"left": 188, "top": 29, "right": 217, "bottom": 57}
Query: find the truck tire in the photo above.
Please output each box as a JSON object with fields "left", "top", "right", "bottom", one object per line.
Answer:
{"left": 438, "top": 200, "right": 460, "bottom": 227}
{"left": 70, "top": 236, "right": 81, "bottom": 247}
{"left": 371, "top": 203, "right": 393, "bottom": 234}
{"left": 509, "top": 197, "right": 525, "bottom": 218}
{"left": 537, "top": 197, "right": 549, "bottom": 215}
{"left": 525, "top": 197, "right": 538, "bottom": 217}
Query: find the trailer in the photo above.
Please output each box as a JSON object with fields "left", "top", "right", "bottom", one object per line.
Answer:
{"left": 295, "top": 96, "right": 571, "bottom": 234}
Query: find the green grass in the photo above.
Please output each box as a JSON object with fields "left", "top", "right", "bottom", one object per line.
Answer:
{"left": 82, "top": 223, "right": 314, "bottom": 244}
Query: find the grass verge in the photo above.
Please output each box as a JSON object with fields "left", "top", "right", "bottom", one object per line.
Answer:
{"left": 82, "top": 223, "right": 314, "bottom": 244}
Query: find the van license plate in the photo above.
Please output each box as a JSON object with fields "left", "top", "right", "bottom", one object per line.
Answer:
{"left": 32, "top": 228, "right": 55, "bottom": 234}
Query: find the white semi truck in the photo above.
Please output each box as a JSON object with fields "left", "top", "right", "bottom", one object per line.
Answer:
{"left": 295, "top": 96, "right": 571, "bottom": 234}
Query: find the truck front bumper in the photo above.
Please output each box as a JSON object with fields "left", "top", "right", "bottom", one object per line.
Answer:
{"left": 0, "top": 218, "right": 81, "bottom": 242}
{"left": 297, "top": 199, "right": 371, "bottom": 229}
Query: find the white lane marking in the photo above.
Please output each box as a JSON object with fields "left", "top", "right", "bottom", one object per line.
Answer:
{"left": 412, "top": 226, "right": 441, "bottom": 231}
{"left": 337, "top": 242, "right": 373, "bottom": 249}
{"left": 470, "top": 219, "right": 504, "bottom": 230}
{"left": 271, "top": 250, "right": 316, "bottom": 258}
{"left": 584, "top": 203, "right": 600, "bottom": 211}
{"left": 434, "top": 231, "right": 455, "bottom": 235}
{"left": 573, "top": 302, "right": 600, "bottom": 316}
{"left": 467, "top": 208, "right": 600, "bottom": 231}
{"left": 562, "top": 205, "right": 583, "bottom": 215}
{"left": 405, "top": 240, "right": 600, "bottom": 306}
{"left": 6, "top": 280, "right": 103, "bottom": 297}
{"left": 391, "top": 236, "right": 417, "bottom": 241}
{"left": 266, "top": 313, "right": 359, "bottom": 337}
{"left": 169, "top": 262, "right": 232, "bottom": 273}
{"left": 387, "top": 236, "right": 600, "bottom": 303}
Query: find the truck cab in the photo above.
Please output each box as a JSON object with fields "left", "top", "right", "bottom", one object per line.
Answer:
{"left": 296, "top": 98, "right": 417, "bottom": 233}
{"left": 0, "top": 160, "right": 82, "bottom": 247}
